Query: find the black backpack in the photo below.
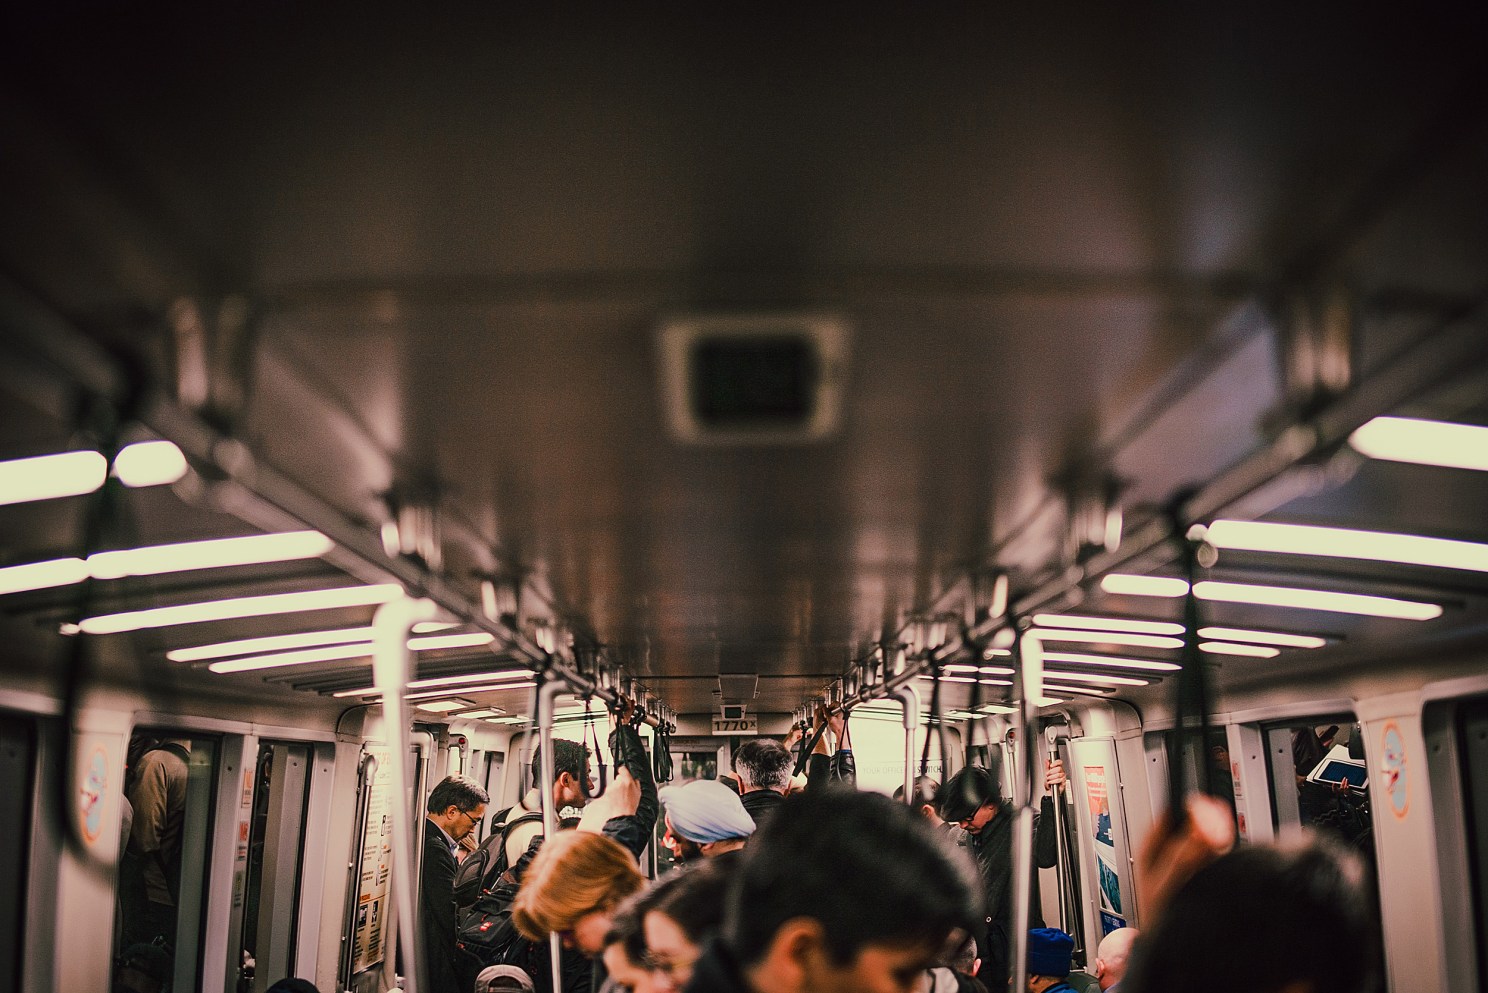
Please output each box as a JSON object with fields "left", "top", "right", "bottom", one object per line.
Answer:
{"left": 455, "top": 869, "right": 534, "bottom": 991}
{"left": 453, "top": 807, "right": 544, "bottom": 921}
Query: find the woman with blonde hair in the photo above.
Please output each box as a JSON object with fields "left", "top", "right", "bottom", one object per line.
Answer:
{"left": 513, "top": 829, "right": 645, "bottom": 955}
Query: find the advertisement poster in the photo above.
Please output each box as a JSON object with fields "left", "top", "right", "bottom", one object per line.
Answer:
{"left": 1083, "top": 761, "right": 1124, "bottom": 920}
{"left": 351, "top": 745, "right": 393, "bottom": 975}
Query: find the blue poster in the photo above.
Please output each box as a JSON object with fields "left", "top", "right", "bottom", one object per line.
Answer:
{"left": 1100, "top": 910, "right": 1126, "bottom": 936}
{"left": 1098, "top": 854, "right": 1123, "bottom": 915}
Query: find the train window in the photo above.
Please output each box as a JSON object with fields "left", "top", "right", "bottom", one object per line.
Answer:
{"left": 115, "top": 731, "right": 219, "bottom": 993}
{"left": 237, "top": 742, "right": 313, "bottom": 993}
{"left": 481, "top": 750, "right": 504, "bottom": 809}
{"left": 1456, "top": 698, "right": 1488, "bottom": 992}
{"left": 0, "top": 715, "right": 35, "bottom": 993}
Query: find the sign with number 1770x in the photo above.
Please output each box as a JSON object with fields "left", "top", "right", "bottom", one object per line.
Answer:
{"left": 712, "top": 717, "right": 758, "bottom": 735}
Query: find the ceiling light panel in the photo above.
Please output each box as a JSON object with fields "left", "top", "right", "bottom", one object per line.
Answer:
{"left": 89, "top": 531, "right": 334, "bottom": 580}
{"left": 1196, "top": 626, "right": 1326, "bottom": 649}
{"left": 0, "top": 558, "right": 90, "bottom": 595}
{"left": 414, "top": 699, "right": 476, "bottom": 713}
{"left": 1350, "top": 416, "right": 1488, "bottom": 472}
{"left": 81, "top": 583, "right": 403, "bottom": 635}
{"left": 111, "top": 440, "right": 190, "bottom": 487}
{"left": 1101, "top": 574, "right": 1190, "bottom": 597}
{"left": 169, "top": 626, "right": 376, "bottom": 663}
{"left": 1033, "top": 613, "right": 1184, "bottom": 636}
{"left": 208, "top": 643, "right": 374, "bottom": 673}
{"left": 1200, "top": 641, "right": 1281, "bottom": 658}
{"left": 0, "top": 451, "right": 107, "bottom": 506}
{"left": 1032, "top": 630, "right": 1184, "bottom": 650}
{"left": 1193, "top": 581, "right": 1442, "bottom": 620}
{"left": 1207, "top": 519, "right": 1488, "bottom": 573}
{"left": 1041, "top": 651, "right": 1180, "bottom": 672}
{"left": 1043, "top": 671, "right": 1151, "bottom": 686}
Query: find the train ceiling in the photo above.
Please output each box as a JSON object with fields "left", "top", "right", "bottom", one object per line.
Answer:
{"left": 1, "top": 7, "right": 1487, "bottom": 721}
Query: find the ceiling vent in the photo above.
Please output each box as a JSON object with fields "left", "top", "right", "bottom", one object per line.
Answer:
{"left": 717, "top": 672, "right": 760, "bottom": 701}
{"left": 658, "top": 313, "right": 849, "bottom": 444}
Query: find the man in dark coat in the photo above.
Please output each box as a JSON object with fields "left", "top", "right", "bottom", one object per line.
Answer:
{"left": 939, "top": 761, "right": 1065, "bottom": 993}
{"left": 732, "top": 738, "right": 793, "bottom": 826}
{"left": 423, "top": 775, "right": 490, "bottom": 993}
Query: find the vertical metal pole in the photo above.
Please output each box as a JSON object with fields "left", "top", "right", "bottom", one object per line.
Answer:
{"left": 371, "top": 595, "right": 435, "bottom": 993}
{"left": 1010, "top": 630, "right": 1044, "bottom": 993}
{"left": 535, "top": 675, "right": 566, "bottom": 993}
{"left": 1046, "top": 730, "right": 1074, "bottom": 944}
{"left": 892, "top": 684, "right": 921, "bottom": 804}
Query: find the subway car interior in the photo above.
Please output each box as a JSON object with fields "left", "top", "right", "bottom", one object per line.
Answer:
{"left": 2, "top": 7, "right": 1488, "bottom": 993}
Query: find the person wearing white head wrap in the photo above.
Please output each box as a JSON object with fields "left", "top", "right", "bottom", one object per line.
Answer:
{"left": 660, "top": 779, "right": 756, "bottom": 862}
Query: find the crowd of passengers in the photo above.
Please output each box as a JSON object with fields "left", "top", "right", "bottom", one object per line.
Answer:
{"left": 404, "top": 708, "right": 1379, "bottom": 993}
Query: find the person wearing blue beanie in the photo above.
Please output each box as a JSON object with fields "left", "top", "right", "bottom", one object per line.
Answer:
{"left": 660, "top": 778, "right": 756, "bottom": 863}
{"left": 1026, "top": 927, "right": 1077, "bottom": 992}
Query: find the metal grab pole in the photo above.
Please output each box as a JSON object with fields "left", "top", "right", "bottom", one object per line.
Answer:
{"left": 892, "top": 684, "right": 922, "bottom": 805}
{"left": 1010, "top": 630, "right": 1044, "bottom": 993}
{"left": 535, "top": 675, "right": 566, "bottom": 993}
{"left": 371, "top": 596, "right": 436, "bottom": 993}
{"left": 1046, "top": 729, "right": 1075, "bottom": 944}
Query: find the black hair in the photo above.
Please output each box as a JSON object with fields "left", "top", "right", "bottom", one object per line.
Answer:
{"left": 733, "top": 739, "right": 792, "bottom": 792}
{"left": 651, "top": 859, "right": 735, "bottom": 945}
{"left": 938, "top": 766, "right": 1001, "bottom": 824}
{"left": 723, "top": 789, "right": 981, "bottom": 966}
{"left": 426, "top": 774, "right": 489, "bottom": 814}
{"left": 1123, "top": 834, "right": 1378, "bottom": 993}
{"left": 605, "top": 870, "right": 689, "bottom": 965}
{"left": 530, "top": 738, "right": 591, "bottom": 787}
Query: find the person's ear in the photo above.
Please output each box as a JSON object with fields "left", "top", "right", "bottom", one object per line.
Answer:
{"left": 758, "top": 918, "right": 828, "bottom": 991}
{"left": 1094, "top": 958, "right": 1105, "bottom": 979}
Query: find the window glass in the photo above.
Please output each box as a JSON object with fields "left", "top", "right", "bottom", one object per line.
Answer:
{"left": 1455, "top": 698, "right": 1488, "bottom": 993}
{"left": 238, "top": 742, "right": 313, "bottom": 992}
{"left": 115, "top": 731, "right": 218, "bottom": 993}
{"left": 0, "top": 715, "right": 35, "bottom": 993}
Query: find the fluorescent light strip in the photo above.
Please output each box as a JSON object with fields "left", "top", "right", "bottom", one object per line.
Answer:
{"left": 412, "top": 621, "right": 459, "bottom": 634}
{"left": 331, "top": 670, "right": 534, "bottom": 698}
{"left": 1101, "top": 574, "right": 1189, "bottom": 598}
{"left": 1350, "top": 416, "right": 1488, "bottom": 472}
{"left": 982, "top": 648, "right": 1012, "bottom": 658}
{"left": 1, "top": 531, "right": 334, "bottom": 598}
{"left": 1041, "top": 651, "right": 1180, "bottom": 672}
{"left": 1103, "top": 575, "right": 1444, "bottom": 622}
{"left": 1033, "top": 613, "right": 1185, "bottom": 636}
{"left": 209, "top": 643, "right": 374, "bottom": 673}
{"left": 945, "top": 664, "right": 1016, "bottom": 676}
{"left": 1196, "top": 626, "right": 1326, "bottom": 649}
{"left": 0, "top": 442, "right": 191, "bottom": 508}
{"left": 170, "top": 627, "right": 375, "bottom": 663}
{"left": 0, "top": 558, "right": 90, "bottom": 595}
{"left": 1207, "top": 518, "right": 1488, "bottom": 573}
{"left": 82, "top": 583, "right": 403, "bottom": 635}
{"left": 111, "top": 441, "right": 189, "bottom": 487}
{"left": 89, "top": 531, "right": 333, "bottom": 580}
{"left": 924, "top": 675, "right": 1012, "bottom": 686}
{"left": 414, "top": 698, "right": 476, "bottom": 713}
{"left": 452, "top": 709, "right": 503, "bottom": 719}
{"left": 1033, "top": 629, "right": 1184, "bottom": 650}
{"left": 1193, "top": 581, "right": 1442, "bottom": 620}
{"left": 0, "top": 450, "right": 106, "bottom": 505}
{"left": 1043, "top": 670, "right": 1151, "bottom": 686}
{"left": 1200, "top": 641, "right": 1280, "bottom": 658}
{"left": 407, "top": 632, "right": 495, "bottom": 651}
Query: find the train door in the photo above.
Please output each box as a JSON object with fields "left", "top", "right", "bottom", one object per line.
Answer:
{"left": 0, "top": 714, "right": 35, "bottom": 993}
{"left": 113, "top": 729, "right": 220, "bottom": 993}
{"left": 235, "top": 742, "right": 314, "bottom": 992}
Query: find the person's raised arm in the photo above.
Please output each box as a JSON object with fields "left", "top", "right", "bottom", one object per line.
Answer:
{"left": 1034, "top": 758, "right": 1066, "bottom": 868}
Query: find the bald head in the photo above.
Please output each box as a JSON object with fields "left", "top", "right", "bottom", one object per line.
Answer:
{"left": 1096, "top": 927, "right": 1137, "bottom": 990}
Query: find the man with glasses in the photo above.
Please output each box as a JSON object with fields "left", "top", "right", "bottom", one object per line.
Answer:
{"left": 424, "top": 775, "right": 491, "bottom": 993}
{"left": 938, "top": 761, "right": 1065, "bottom": 993}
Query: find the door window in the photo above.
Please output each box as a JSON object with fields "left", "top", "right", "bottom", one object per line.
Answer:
{"left": 114, "top": 730, "right": 219, "bottom": 993}
{"left": 237, "top": 742, "right": 313, "bottom": 992}
{"left": 0, "top": 715, "right": 35, "bottom": 993}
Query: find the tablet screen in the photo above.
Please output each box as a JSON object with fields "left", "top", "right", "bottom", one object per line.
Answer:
{"left": 1316, "top": 759, "right": 1368, "bottom": 788}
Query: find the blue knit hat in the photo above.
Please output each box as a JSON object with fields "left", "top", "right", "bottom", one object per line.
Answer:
{"left": 1028, "top": 927, "right": 1074, "bottom": 977}
{"left": 660, "top": 779, "right": 757, "bottom": 844}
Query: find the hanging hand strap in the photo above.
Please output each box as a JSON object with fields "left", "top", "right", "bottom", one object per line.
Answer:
{"left": 582, "top": 699, "right": 607, "bottom": 798}
{"left": 1166, "top": 499, "right": 1217, "bottom": 821}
